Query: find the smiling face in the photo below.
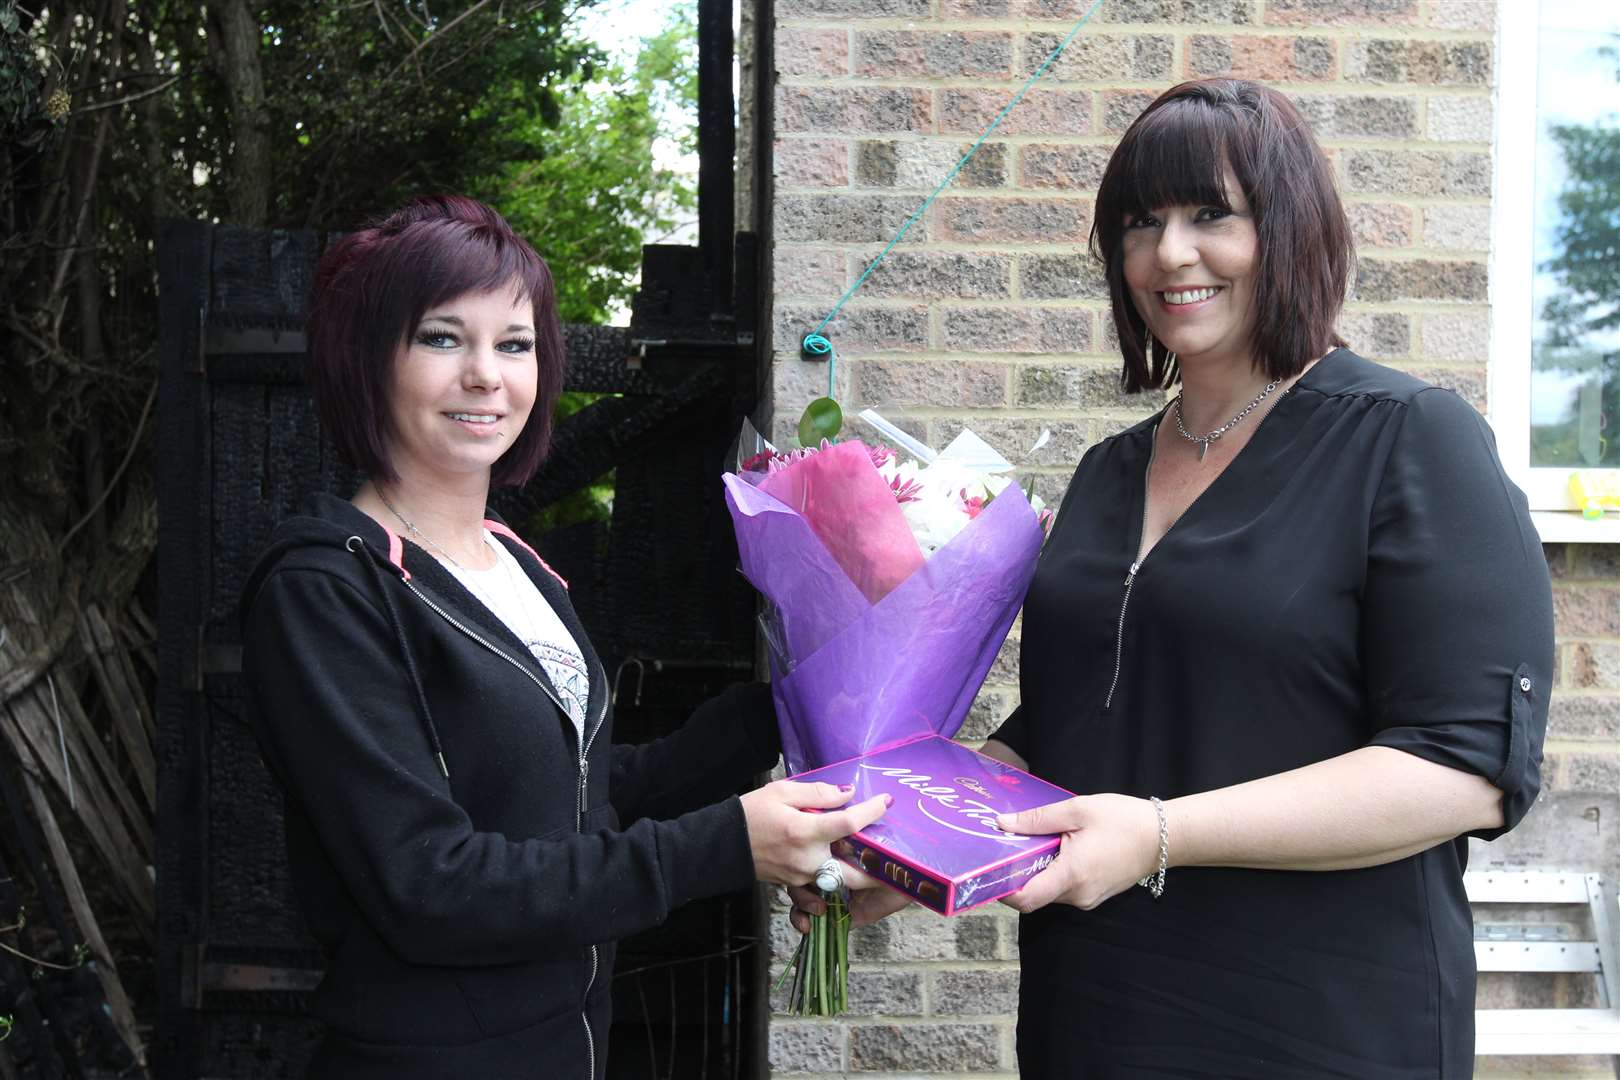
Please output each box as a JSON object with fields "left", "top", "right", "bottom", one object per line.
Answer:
{"left": 384, "top": 286, "right": 538, "bottom": 484}
{"left": 1121, "top": 168, "right": 1260, "bottom": 371}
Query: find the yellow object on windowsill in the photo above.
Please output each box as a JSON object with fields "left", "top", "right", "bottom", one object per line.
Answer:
{"left": 1568, "top": 472, "right": 1620, "bottom": 520}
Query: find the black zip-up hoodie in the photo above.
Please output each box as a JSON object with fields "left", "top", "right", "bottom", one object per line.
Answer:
{"left": 240, "top": 494, "right": 779, "bottom": 1080}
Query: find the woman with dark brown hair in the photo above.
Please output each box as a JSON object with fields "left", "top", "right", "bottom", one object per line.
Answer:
{"left": 978, "top": 80, "right": 1553, "bottom": 1077}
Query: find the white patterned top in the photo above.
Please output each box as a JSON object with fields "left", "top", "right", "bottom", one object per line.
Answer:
{"left": 446, "top": 533, "right": 590, "bottom": 740}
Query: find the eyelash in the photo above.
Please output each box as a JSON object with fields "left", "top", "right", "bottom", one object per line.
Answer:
{"left": 415, "top": 330, "right": 535, "bottom": 353}
{"left": 1127, "top": 207, "right": 1229, "bottom": 229}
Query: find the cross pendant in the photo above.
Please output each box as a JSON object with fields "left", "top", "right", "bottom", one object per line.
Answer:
{"left": 1199, "top": 441, "right": 1209, "bottom": 462}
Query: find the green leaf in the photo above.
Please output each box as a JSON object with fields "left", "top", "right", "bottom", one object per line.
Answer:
{"left": 798, "top": 397, "right": 843, "bottom": 447}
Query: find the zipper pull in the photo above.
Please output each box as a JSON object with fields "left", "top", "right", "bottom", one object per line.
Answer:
{"left": 1125, "top": 561, "right": 1140, "bottom": 586}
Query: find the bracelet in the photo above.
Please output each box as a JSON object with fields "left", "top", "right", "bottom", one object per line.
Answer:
{"left": 1137, "top": 796, "right": 1168, "bottom": 899}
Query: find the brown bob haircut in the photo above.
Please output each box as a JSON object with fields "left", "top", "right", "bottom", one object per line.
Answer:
{"left": 305, "top": 194, "right": 566, "bottom": 487}
{"left": 1091, "top": 79, "right": 1352, "bottom": 393}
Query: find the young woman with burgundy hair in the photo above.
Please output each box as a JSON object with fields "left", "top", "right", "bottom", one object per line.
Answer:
{"left": 969, "top": 80, "right": 1551, "bottom": 1077}
{"left": 241, "top": 195, "right": 888, "bottom": 1079}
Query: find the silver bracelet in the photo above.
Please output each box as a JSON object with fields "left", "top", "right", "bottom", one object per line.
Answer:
{"left": 1137, "top": 796, "right": 1168, "bottom": 899}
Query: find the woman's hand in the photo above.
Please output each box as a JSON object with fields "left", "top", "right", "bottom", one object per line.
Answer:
{"left": 786, "top": 866, "right": 912, "bottom": 934}
{"left": 740, "top": 780, "right": 891, "bottom": 888}
{"left": 995, "top": 794, "right": 1161, "bottom": 913}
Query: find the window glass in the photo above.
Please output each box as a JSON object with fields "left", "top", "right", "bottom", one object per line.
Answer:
{"left": 1529, "top": 7, "right": 1620, "bottom": 467}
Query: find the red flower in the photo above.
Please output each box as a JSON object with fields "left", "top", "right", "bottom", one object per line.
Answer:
{"left": 740, "top": 449, "right": 781, "bottom": 472}
{"left": 960, "top": 489, "right": 987, "bottom": 519}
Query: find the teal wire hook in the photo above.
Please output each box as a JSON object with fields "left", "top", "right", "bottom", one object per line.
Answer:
{"left": 800, "top": 332, "right": 835, "bottom": 399}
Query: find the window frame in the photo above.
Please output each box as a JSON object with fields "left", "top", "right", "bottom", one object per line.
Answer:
{"left": 1487, "top": 0, "right": 1620, "bottom": 541}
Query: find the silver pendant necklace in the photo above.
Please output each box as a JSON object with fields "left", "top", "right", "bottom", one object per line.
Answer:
{"left": 376, "top": 487, "right": 485, "bottom": 570}
{"left": 1172, "top": 380, "right": 1281, "bottom": 461}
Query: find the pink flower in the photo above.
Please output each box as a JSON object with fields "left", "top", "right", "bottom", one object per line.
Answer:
{"left": 740, "top": 449, "right": 781, "bottom": 472}
{"left": 867, "top": 444, "right": 897, "bottom": 469}
{"left": 890, "top": 476, "right": 923, "bottom": 504}
{"left": 960, "top": 489, "right": 987, "bottom": 520}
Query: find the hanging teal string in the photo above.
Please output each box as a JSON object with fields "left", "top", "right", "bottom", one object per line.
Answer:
{"left": 800, "top": 0, "right": 1107, "bottom": 370}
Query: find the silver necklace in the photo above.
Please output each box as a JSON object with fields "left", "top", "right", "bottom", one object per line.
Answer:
{"left": 375, "top": 487, "right": 486, "bottom": 570}
{"left": 1172, "top": 381, "right": 1281, "bottom": 461}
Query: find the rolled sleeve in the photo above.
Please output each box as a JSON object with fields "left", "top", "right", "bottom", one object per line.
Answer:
{"left": 1361, "top": 388, "right": 1554, "bottom": 838}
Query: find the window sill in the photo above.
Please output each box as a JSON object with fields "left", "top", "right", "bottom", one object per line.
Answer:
{"left": 1531, "top": 511, "right": 1620, "bottom": 544}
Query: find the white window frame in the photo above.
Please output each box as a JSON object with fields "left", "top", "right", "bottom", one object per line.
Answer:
{"left": 1487, "top": 0, "right": 1620, "bottom": 541}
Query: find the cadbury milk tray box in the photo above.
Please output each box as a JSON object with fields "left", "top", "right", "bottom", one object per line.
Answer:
{"left": 792, "top": 734, "right": 1074, "bottom": 915}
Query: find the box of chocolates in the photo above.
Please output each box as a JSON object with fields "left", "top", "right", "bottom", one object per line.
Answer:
{"left": 792, "top": 735, "right": 1074, "bottom": 916}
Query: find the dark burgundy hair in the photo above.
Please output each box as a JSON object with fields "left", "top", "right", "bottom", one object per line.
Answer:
{"left": 1091, "top": 79, "right": 1352, "bottom": 392}
{"left": 305, "top": 194, "right": 565, "bottom": 486}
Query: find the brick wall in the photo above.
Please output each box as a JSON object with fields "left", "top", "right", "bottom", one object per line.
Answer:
{"left": 762, "top": 1, "right": 1620, "bottom": 1076}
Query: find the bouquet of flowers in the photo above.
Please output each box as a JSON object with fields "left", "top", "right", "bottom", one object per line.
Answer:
{"left": 723, "top": 400, "right": 1051, "bottom": 1014}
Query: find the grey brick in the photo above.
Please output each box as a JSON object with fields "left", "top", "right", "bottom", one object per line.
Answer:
{"left": 1101, "top": 90, "right": 1156, "bottom": 133}
{"left": 849, "top": 1023, "right": 1002, "bottom": 1072}
{"left": 956, "top": 911, "right": 1009, "bottom": 960}
{"left": 1019, "top": 145, "right": 1113, "bottom": 191}
{"left": 1263, "top": 0, "right": 1417, "bottom": 26}
{"left": 1089, "top": 0, "right": 1258, "bottom": 23}
{"left": 1020, "top": 32, "right": 1174, "bottom": 82}
{"left": 940, "top": 306, "right": 1093, "bottom": 354}
{"left": 1351, "top": 259, "right": 1487, "bottom": 303}
{"left": 1016, "top": 362, "right": 1139, "bottom": 408}
{"left": 886, "top": 908, "right": 962, "bottom": 960}
{"left": 857, "top": 252, "right": 1013, "bottom": 300}
{"left": 960, "top": 687, "right": 1014, "bottom": 742}
{"left": 1019, "top": 252, "right": 1109, "bottom": 299}
{"left": 777, "top": 194, "right": 930, "bottom": 244}
{"left": 1544, "top": 751, "right": 1620, "bottom": 797}
{"left": 778, "top": 0, "right": 930, "bottom": 14}
{"left": 1342, "top": 149, "right": 1490, "bottom": 197}
{"left": 854, "top": 357, "right": 1009, "bottom": 407}
{"left": 935, "top": 197, "right": 1091, "bottom": 244}
{"left": 1547, "top": 692, "right": 1620, "bottom": 737}
{"left": 931, "top": 967, "right": 1022, "bottom": 1015}
{"left": 855, "top": 30, "right": 1013, "bottom": 79}
{"left": 1346, "top": 39, "right": 1491, "bottom": 85}
{"left": 1295, "top": 94, "right": 1418, "bottom": 139}
{"left": 847, "top": 967, "right": 926, "bottom": 1016}
{"left": 769, "top": 1021, "right": 845, "bottom": 1072}
{"left": 1427, "top": 96, "right": 1492, "bottom": 143}
{"left": 856, "top": 140, "right": 1009, "bottom": 190}
{"left": 773, "top": 302, "right": 929, "bottom": 352}
{"left": 1334, "top": 311, "right": 1410, "bottom": 359}
{"left": 776, "top": 86, "right": 931, "bottom": 135}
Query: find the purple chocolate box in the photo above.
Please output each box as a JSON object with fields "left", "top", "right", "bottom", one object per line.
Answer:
{"left": 792, "top": 735, "right": 1074, "bottom": 915}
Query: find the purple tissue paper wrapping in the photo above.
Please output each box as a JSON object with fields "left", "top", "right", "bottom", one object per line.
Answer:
{"left": 792, "top": 736, "right": 1074, "bottom": 915}
{"left": 721, "top": 468, "right": 1046, "bottom": 776}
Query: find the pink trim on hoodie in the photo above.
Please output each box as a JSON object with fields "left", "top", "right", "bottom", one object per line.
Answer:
{"left": 484, "top": 520, "right": 568, "bottom": 591}
{"left": 382, "top": 524, "right": 411, "bottom": 582}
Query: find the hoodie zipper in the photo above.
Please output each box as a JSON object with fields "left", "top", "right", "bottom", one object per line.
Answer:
{"left": 399, "top": 575, "right": 607, "bottom": 1079}
{"left": 1104, "top": 425, "right": 1157, "bottom": 711}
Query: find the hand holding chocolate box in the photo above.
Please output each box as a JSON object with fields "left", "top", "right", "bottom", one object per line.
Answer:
{"left": 792, "top": 736, "right": 1073, "bottom": 915}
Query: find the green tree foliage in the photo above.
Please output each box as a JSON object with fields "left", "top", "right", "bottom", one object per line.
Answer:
{"left": 2, "top": 0, "right": 692, "bottom": 536}
{"left": 487, "top": 19, "right": 697, "bottom": 323}
{"left": 1532, "top": 40, "right": 1620, "bottom": 466}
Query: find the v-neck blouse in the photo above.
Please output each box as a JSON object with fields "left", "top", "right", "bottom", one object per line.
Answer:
{"left": 993, "top": 349, "right": 1553, "bottom": 1078}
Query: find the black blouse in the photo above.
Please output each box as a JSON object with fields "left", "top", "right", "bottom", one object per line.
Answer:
{"left": 992, "top": 349, "right": 1553, "bottom": 1079}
